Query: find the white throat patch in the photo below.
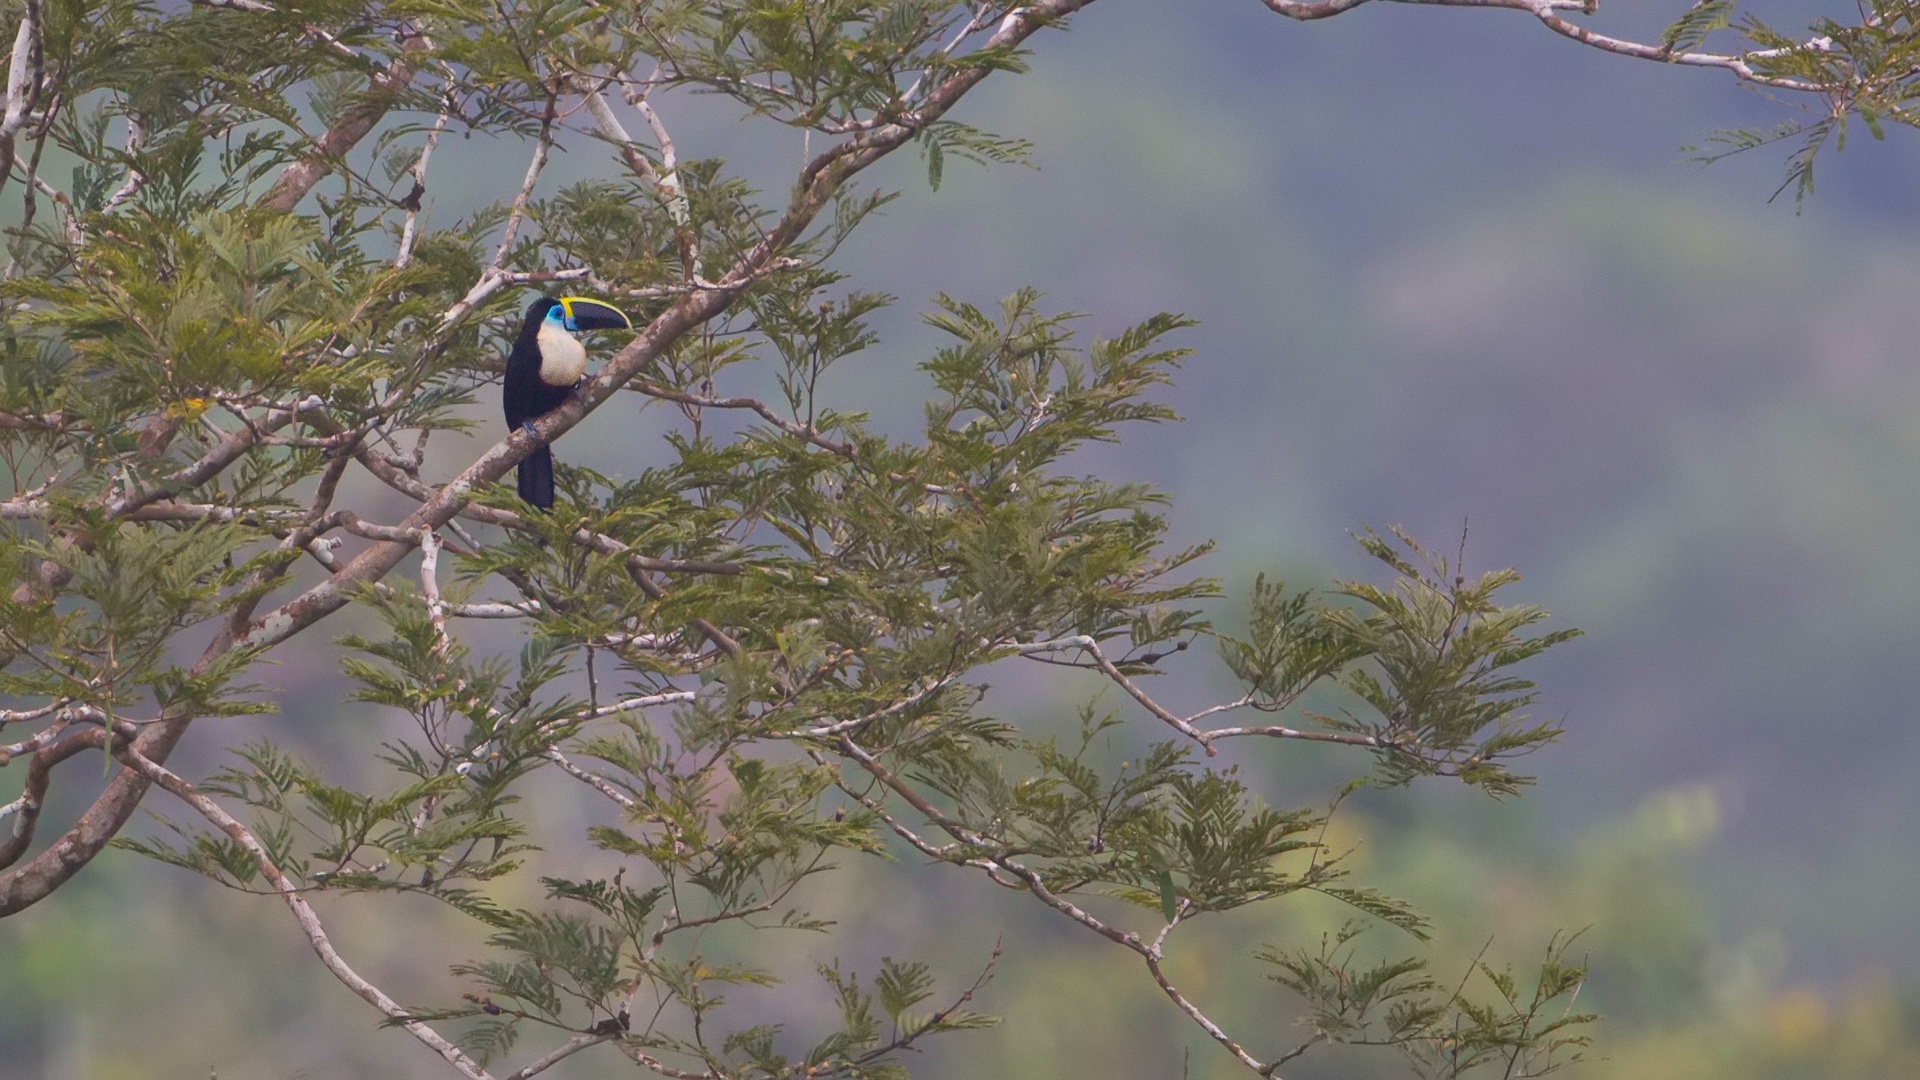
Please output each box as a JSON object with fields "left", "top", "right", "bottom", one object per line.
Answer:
{"left": 536, "top": 320, "right": 587, "bottom": 386}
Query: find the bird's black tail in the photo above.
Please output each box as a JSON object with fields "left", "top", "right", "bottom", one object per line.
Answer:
{"left": 518, "top": 445, "right": 555, "bottom": 510}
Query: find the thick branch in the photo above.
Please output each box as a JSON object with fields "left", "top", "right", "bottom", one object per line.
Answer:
{"left": 111, "top": 397, "right": 316, "bottom": 516}
{"left": 258, "top": 32, "right": 426, "bottom": 211}
{"left": 0, "top": 0, "right": 42, "bottom": 198}
{"left": 0, "top": 726, "right": 99, "bottom": 872}
{"left": 0, "top": 698, "right": 189, "bottom": 913}
{"left": 0, "top": 461, "right": 326, "bottom": 914}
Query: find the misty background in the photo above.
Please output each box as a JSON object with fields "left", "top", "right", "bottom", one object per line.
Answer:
{"left": 6, "top": 1, "right": 1920, "bottom": 1077}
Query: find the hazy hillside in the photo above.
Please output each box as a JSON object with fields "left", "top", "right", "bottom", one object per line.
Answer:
{"left": 7, "top": 3, "right": 1920, "bottom": 1077}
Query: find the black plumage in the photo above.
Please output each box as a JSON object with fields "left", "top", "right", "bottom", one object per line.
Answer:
{"left": 502, "top": 296, "right": 632, "bottom": 510}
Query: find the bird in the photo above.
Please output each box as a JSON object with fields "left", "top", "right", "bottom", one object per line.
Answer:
{"left": 503, "top": 295, "right": 632, "bottom": 510}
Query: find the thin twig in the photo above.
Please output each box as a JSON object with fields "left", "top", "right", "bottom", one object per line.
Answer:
{"left": 395, "top": 93, "right": 454, "bottom": 269}
{"left": 112, "top": 744, "right": 501, "bottom": 1080}
{"left": 1015, "top": 636, "right": 1396, "bottom": 753}
{"left": 838, "top": 725, "right": 1288, "bottom": 1076}
{"left": 613, "top": 1047, "right": 716, "bottom": 1080}
{"left": 1015, "top": 636, "right": 1218, "bottom": 754}
{"left": 506, "top": 1032, "right": 617, "bottom": 1080}
{"left": 98, "top": 115, "right": 144, "bottom": 213}
{"left": 1256, "top": 0, "right": 1823, "bottom": 91}
{"left": 853, "top": 939, "right": 1002, "bottom": 1064}
{"left": 1145, "top": 951, "right": 1272, "bottom": 1075}
{"left": 770, "top": 677, "right": 953, "bottom": 739}
{"left": 898, "top": 2, "right": 992, "bottom": 105}
{"left": 545, "top": 749, "right": 639, "bottom": 811}
{"left": 441, "top": 91, "right": 558, "bottom": 328}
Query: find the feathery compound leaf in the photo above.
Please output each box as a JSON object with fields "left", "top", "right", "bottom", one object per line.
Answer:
{"left": 1661, "top": 0, "right": 1733, "bottom": 53}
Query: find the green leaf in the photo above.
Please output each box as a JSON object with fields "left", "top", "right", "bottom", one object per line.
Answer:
{"left": 1861, "top": 105, "right": 1886, "bottom": 140}
{"left": 1660, "top": 0, "right": 1733, "bottom": 53}
{"left": 925, "top": 135, "right": 944, "bottom": 192}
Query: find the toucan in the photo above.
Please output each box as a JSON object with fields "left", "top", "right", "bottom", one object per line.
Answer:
{"left": 503, "top": 296, "right": 632, "bottom": 509}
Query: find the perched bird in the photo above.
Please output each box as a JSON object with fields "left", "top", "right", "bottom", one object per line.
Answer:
{"left": 503, "top": 295, "right": 632, "bottom": 509}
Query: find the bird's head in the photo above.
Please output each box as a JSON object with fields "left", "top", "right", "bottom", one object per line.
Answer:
{"left": 527, "top": 295, "right": 632, "bottom": 336}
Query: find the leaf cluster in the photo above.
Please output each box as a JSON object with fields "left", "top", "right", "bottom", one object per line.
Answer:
{"left": 1262, "top": 925, "right": 1594, "bottom": 1078}
{"left": 1672, "top": 0, "right": 1920, "bottom": 203}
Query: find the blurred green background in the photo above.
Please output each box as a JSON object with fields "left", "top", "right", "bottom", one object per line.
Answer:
{"left": 9, "top": 1, "right": 1920, "bottom": 1076}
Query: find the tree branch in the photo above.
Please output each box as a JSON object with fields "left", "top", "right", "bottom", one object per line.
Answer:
{"left": 0, "top": 726, "right": 99, "bottom": 872}
{"left": 258, "top": 30, "right": 427, "bottom": 211}
{"left": 440, "top": 91, "right": 559, "bottom": 328}
{"left": 1145, "top": 950, "right": 1272, "bottom": 1076}
{"left": 545, "top": 749, "right": 639, "bottom": 811}
{"left": 1255, "top": 0, "right": 1823, "bottom": 91}
{"left": 395, "top": 89, "right": 454, "bottom": 269}
{"left": 505, "top": 1031, "right": 617, "bottom": 1080}
{"left": 839, "top": 727, "right": 1287, "bottom": 1075}
{"left": 0, "top": 0, "right": 43, "bottom": 199}
{"left": 1015, "top": 636, "right": 1400, "bottom": 753}
{"left": 1015, "top": 636, "right": 1219, "bottom": 754}
{"left": 98, "top": 116, "right": 144, "bottom": 214}
{"left": 111, "top": 743, "right": 501, "bottom": 1080}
